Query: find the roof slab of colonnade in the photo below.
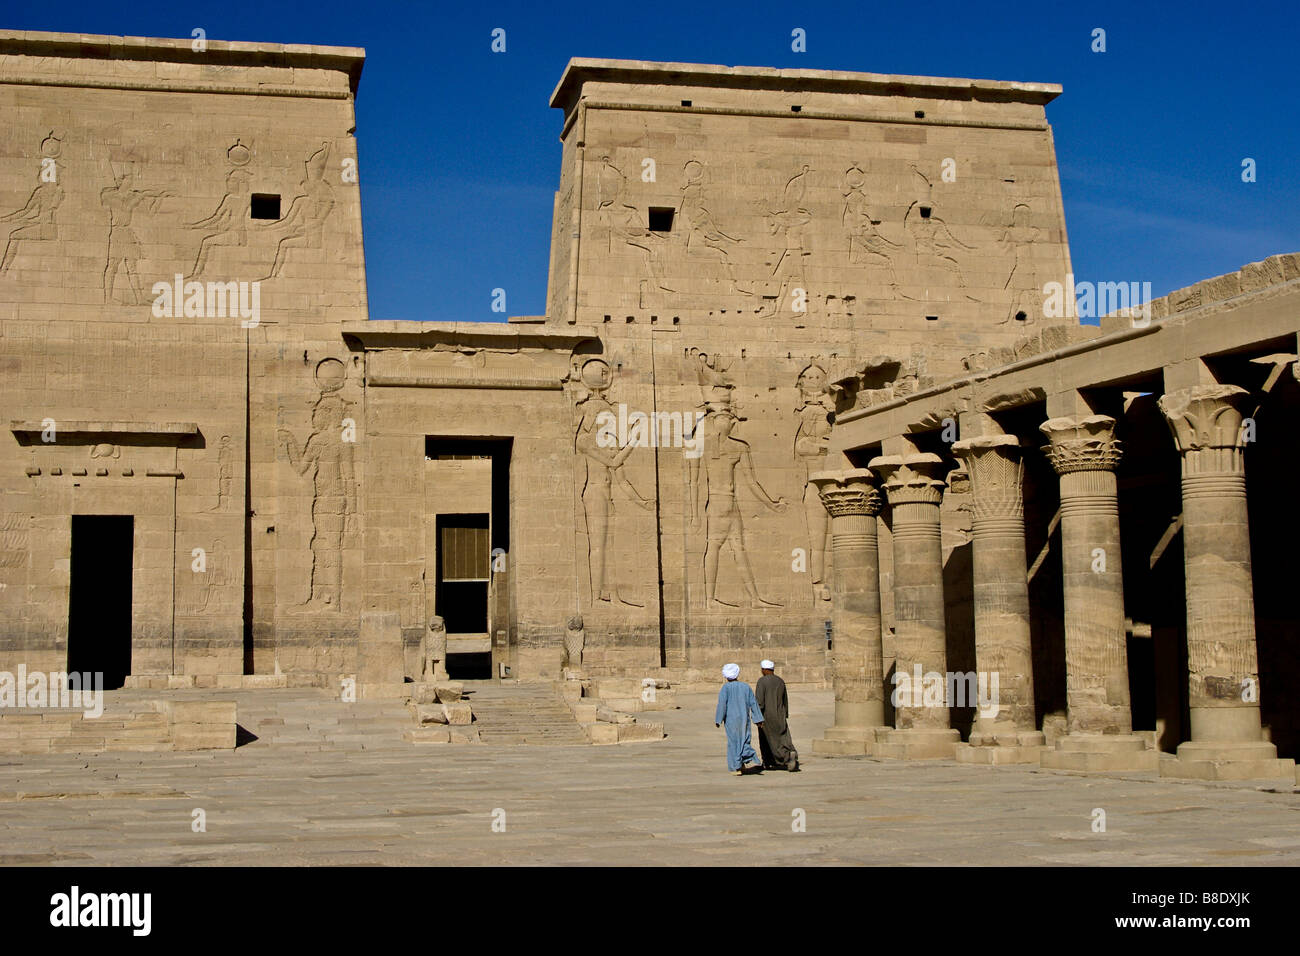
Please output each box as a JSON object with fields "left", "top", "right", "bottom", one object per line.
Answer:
{"left": 828, "top": 253, "right": 1300, "bottom": 457}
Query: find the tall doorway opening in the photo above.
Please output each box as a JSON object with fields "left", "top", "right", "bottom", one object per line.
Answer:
{"left": 67, "top": 515, "right": 134, "bottom": 689}
{"left": 425, "top": 437, "right": 513, "bottom": 680}
{"left": 436, "top": 512, "right": 491, "bottom": 679}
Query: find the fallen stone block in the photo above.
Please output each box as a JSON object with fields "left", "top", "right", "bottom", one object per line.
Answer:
{"left": 433, "top": 683, "right": 464, "bottom": 703}
{"left": 442, "top": 702, "right": 473, "bottom": 725}
{"left": 596, "top": 707, "right": 636, "bottom": 725}
{"left": 449, "top": 727, "right": 480, "bottom": 744}
{"left": 416, "top": 704, "right": 449, "bottom": 725}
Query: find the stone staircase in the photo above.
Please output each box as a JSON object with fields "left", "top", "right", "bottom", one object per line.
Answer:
{"left": 461, "top": 682, "right": 590, "bottom": 746}
{"left": 0, "top": 696, "right": 235, "bottom": 753}
{"left": 232, "top": 691, "right": 413, "bottom": 751}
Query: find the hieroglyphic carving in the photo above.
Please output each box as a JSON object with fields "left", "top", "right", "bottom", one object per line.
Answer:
{"left": 187, "top": 141, "right": 252, "bottom": 276}
{"left": 680, "top": 159, "right": 748, "bottom": 298}
{"left": 1000, "top": 202, "right": 1043, "bottom": 323}
{"left": 841, "top": 165, "right": 900, "bottom": 288}
{"left": 178, "top": 538, "right": 233, "bottom": 614}
{"left": 209, "top": 434, "right": 234, "bottom": 513}
{"left": 597, "top": 155, "right": 673, "bottom": 303}
{"left": 89, "top": 443, "right": 120, "bottom": 460}
{"left": 905, "top": 165, "right": 974, "bottom": 295}
{"left": 566, "top": 356, "right": 652, "bottom": 606}
{"left": 278, "top": 358, "right": 356, "bottom": 610}
{"left": 692, "top": 397, "right": 787, "bottom": 609}
{"left": 794, "top": 363, "right": 834, "bottom": 603}
{"left": 1, "top": 132, "right": 65, "bottom": 275}
{"left": 760, "top": 165, "right": 813, "bottom": 319}
{"left": 262, "top": 142, "right": 335, "bottom": 280}
{"left": 101, "top": 165, "right": 171, "bottom": 303}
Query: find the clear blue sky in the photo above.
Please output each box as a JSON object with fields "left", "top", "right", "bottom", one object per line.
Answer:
{"left": 8, "top": 0, "right": 1298, "bottom": 322}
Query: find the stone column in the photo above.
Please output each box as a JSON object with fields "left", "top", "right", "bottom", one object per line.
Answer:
{"left": 808, "top": 469, "right": 888, "bottom": 756}
{"left": 1157, "top": 385, "right": 1293, "bottom": 779}
{"left": 951, "top": 435, "right": 1045, "bottom": 764}
{"left": 1038, "top": 415, "right": 1155, "bottom": 771}
{"left": 869, "top": 453, "right": 960, "bottom": 759}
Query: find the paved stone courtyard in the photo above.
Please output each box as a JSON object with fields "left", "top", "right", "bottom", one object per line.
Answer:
{"left": 1, "top": 687, "right": 1296, "bottom": 866}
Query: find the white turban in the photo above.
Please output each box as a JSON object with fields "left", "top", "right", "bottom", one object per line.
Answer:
{"left": 722, "top": 663, "right": 740, "bottom": 680}
{"left": 760, "top": 660, "right": 775, "bottom": 670}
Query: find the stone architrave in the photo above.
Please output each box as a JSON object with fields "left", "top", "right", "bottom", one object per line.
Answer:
{"left": 808, "top": 469, "right": 888, "bottom": 755}
{"left": 1038, "top": 415, "right": 1155, "bottom": 771}
{"left": 951, "top": 434, "right": 1045, "bottom": 764}
{"left": 1157, "top": 385, "right": 1294, "bottom": 779}
{"left": 868, "top": 452, "right": 960, "bottom": 759}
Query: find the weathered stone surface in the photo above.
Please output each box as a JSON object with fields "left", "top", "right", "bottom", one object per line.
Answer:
{"left": 442, "top": 702, "right": 473, "bottom": 726}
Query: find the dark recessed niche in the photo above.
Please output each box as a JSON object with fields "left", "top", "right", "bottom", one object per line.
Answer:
{"left": 914, "top": 110, "right": 926, "bottom": 119}
{"left": 648, "top": 206, "right": 675, "bottom": 232}
{"left": 919, "top": 206, "right": 932, "bottom": 219}
{"left": 1015, "top": 311, "right": 1028, "bottom": 322}
{"left": 680, "top": 99, "right": 692, "bottom": 107}
{"left": 926, "top": 315, "right": 939, "bottom": 322}
{"left": 791, "top": 105, "right": 802, "bottom": 112}
{"left": 625, "top": 315, "right": 634, "bottom": 323}
{"left": 602, "top": 314, "right": 611, "bottom": 323}
{"left": 250, "top": 193, "right": 280, "bottom": 220}
{"left": 672, "top": 316, "right": 680, "bottom": 325}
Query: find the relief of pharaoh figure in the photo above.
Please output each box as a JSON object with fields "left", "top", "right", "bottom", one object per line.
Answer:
{"left": 761, "top": 165, "right": 814, "bottom": 320}
{"left": 569, "top": 357, "right": 653, "bottom": 605}
{"left": 278, "top": 361, "right": 356, "bottom": 610}
{"left": 696, "top": 408, "right": 787, "bottom": 609}
{"left": 794, "top": 364, "right": 835, "bottom": 603}
{"left": 999, "top": 202, "right": 1044, "bottom": 323}
{"left": 100, "top": 166, "right": 171, "bottom": 303}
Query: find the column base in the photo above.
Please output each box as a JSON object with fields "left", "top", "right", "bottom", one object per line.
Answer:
{"left": 1039, "top": 734, "right": 1159, "bottom": 772}
{"left": 811, "top": 726, "right": 887, "bottom": 756}
{"left": 873, "top": 727, "right": 960, "bottom": 760}
{"left": 955, "top": 731, "right": 1047, "bottom": 765}
{"left": 1158, "top": 740, "right": 1296, "bottom": 781}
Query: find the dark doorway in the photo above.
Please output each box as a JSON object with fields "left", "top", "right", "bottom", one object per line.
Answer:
{"left": 435, "top": 512, "right": 490, "bottom": 634}
{"left": 67, "top": 515, "right": 134, "bottom": 689}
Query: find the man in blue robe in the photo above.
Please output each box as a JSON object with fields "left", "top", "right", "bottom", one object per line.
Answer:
{"left": 714, "top": 662, "right": 764, "bottom": 774}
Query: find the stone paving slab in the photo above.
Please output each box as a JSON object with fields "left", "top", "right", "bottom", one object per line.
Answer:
{"left": 0, "top": 688, "right": 1295, "bottom": 865}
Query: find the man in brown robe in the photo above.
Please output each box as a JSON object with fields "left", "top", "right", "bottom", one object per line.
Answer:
{"left": 755, "top": 660, "right": 799, "bottom": 771}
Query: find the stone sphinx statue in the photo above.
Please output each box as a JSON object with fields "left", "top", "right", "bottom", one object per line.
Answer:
{"left": 421, "top": 615, "right": 449, "bottom": 682}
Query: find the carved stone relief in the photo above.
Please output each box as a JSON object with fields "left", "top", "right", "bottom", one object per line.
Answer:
{"left": 1, "top": 132, "right": 65, "bottom": 275}
{"left": 278, "top": 357, "right": 356, "bottom": 610}
{"left": 566, "top": 355, "right": 652, "bottom": 607}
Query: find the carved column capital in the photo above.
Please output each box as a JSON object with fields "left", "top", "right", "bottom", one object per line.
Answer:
{"left": 1039, "top": 415, "right": 1122, "bottom": 475}
{"left": 951, "top": 434, "right": 1024, "bottom": 523}
{"left": 869, "top": 453, "right": 946, "bottom": 506}
{"left": 810, "top": 468, "right": 882, "bottom": 518}
{"left": 1157, "top": 384, "right": 1251, "bottom": 478}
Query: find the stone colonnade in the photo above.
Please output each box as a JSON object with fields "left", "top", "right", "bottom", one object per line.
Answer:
{"left": 811, "top": 386, "right": 1293, "bottom": 779}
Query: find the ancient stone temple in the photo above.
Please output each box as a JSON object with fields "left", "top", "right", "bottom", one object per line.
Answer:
{"left": 0, "top": 31, "right": 1296, "bottom": 776}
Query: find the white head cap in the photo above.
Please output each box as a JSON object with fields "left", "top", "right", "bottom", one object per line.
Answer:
{"left": 760, "top": 660, "right": 775, "bottom": 670}
{"left": 722, "top": 663, "right": 740, "bottom": 680}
